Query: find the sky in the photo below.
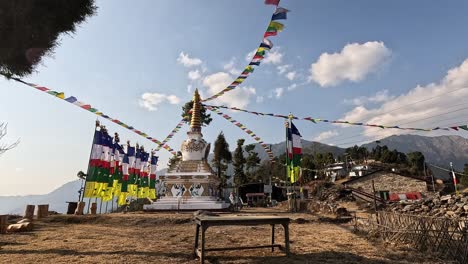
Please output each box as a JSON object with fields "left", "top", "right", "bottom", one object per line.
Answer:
{"left": 2, "top": 0, "right": 468, "bottom": 196}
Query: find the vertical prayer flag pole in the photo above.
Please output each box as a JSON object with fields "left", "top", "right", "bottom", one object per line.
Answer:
{"left": 85, "top": 120, "right": 100, "bottom": 214}
{"left": 450, "top": 162, "right": 459, "bottom": 195}
{"left": 288, "top": 113, "right": 297, "bottom": 212}
{"left": 284, "top": 119, "right": 290, "bottom": 189}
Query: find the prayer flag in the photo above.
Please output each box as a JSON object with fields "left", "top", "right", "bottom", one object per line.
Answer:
{"left": 83, "top": 128, "right": 102, "bottom": 198}
{"left": 265, "top": 0, "right": 280, "bottom": 5}
{"left": 260, "top": 38, "right": 273, "bottom": 49}
{"left": 149, "top": 155, "right": 159, "bottom": 199}
{"left": 286, "top": 121, "right": 302, "bottom": 183}
{"left": 264, "top": 31, "right": 277, "bottom": 38}
{"left": 269, "top": 21, "right": 284, "bottom": 32}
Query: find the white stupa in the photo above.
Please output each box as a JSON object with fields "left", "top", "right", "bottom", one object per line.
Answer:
{"left": 143, "top": 89, "right": 230, "bottom": 211}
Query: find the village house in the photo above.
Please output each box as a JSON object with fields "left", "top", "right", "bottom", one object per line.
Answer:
{"left": 342, "top": 170, "right": 428, "bottom": 200}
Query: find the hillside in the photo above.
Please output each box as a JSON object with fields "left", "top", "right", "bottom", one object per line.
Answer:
{"left": 363, "top": 135, "right": 468, "bottom": 170}
{"left": 0, "top": 180, "right": 82, "bottom": 215}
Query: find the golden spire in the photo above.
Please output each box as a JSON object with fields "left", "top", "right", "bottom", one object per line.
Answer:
{"left": 190, "top": 88, "right": 202, "bottom": 132}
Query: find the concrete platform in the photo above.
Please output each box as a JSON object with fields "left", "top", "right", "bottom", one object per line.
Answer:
{"left": 143, "top": 197, "right": 230, "bottom": 211}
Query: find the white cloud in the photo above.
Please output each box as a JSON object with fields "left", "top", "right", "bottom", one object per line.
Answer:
{"left": 15, "top": 167, "right": 24, "bottom": 172}
{"left": 274, "top": 87, "right": 284, "bottom": 99}
{"left": 245, "top": 49, "right": 257, "bottom": 62}
{"left": 188, "top": 70, "right": 201, "bottom": 80}
{"left": 139, "top": 93, "right": 181, "bottom": 111}
{"left": 313, "top": 130, "right": 339, "bottom": 142}
{"left": 256, "top": 96, "right": 264, "bottom": 103}
{"left": 177, "top": 52, "right": 202, "bottom": 67}
{"left": 340, "top": 58, "right": 468, "bottom": 139}
{"left": 286, "top": 71, "right": 296, "bottom": 81}
{"left": 310, "top": 41, "right": 391, "bottom": 87}
{"left": 187, "top": 84, "right": 193, "bottom": 93}
{"left": 263, "top": 49, "right": 283, "bottom": 65}
{"left": 223, "top": 58, "right": 241, "bottom": 75}
{"left": 287, "top": 83, "right": 298, "bottom": 91}
{"left": 344, "top": 89, "right": 394, "bottom": 106}
{"left": 277, "top": 64, "right": 291, "bottom": 74}
{"left": 202, "top": 72, "right": 256, "bottom": 108}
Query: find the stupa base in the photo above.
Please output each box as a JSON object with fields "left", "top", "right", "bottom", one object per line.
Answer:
{"left": 143, "top": 196, "right": 230, "bottom": 211}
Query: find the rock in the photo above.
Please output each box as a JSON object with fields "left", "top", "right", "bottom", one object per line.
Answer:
{"left": 464, "top": 205, "right": 468, "bottom": 212}
{"left": 293, "top": 218, "right": 308, "bottom": 224}
{"left": 7, "top": 222, "right": 33, "bottom": 232}
{"left": 193, "top": 210, "right": 219, "bottom": 217}
{"left": 402, "top": 205, "right": 413, "bottom": 212}
{"left": 336, "top": 207, "right": 350, "bottom": 217}
{"left": 445, "top": 211, "right": 456, "bottom": 217}
{"left": 17, "top": 218, "right": 32, "bottom": 224}
{"left": 440, "top": 195, "right": 451, "bottom": 202}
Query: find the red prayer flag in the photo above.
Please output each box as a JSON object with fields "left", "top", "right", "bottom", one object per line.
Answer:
{"left": 264, "top": 31, "right": 278, "bottom": 38}
{"left": 265, "top": 0, "right": 280, "bottom": 5}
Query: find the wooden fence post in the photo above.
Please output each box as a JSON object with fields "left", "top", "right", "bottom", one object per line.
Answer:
{"left": 37, "top": 204, "right": 49, "bottom": 219}
{"left": 0, "top": 215, "right": 8, "bottom": 234}
{"left": 90, "top": 202, "right": 97, "bottom": 214}
{"left": 75, "top": 202, "right": 86, "bottom": 215}
{"left": 24, "top": 205, "right": 35, "bottom": 220}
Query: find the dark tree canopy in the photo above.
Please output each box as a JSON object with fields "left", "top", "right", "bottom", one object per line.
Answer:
{"left": 212, "top": 132, "right": 232, "bottom": 187}
{"left": 461, "top": 164, "right": 468, "bottom": 186}
{"left": 181, "top": 100, "right": 212, "bottom": 126}
{"left": 0, "top": 0, "right": 97, "bottom": 77}
{"left": 233, "top": 139, "right": 247, "bottom": 186}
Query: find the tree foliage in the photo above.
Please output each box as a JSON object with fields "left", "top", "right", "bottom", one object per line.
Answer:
{"left": 0, "top": 0, "right": 97, "bottom": 77}
{"left": 0, "top": 123, "right": 19, "bottom": 156}
{"left": 181, "top": 100, "right": 212, "bottom": 126}
{"left": 460, "top": 163, "right": 468, "bottom": 186}
{"left": 233, "top": 139, "right": 247, "bottom": 186}
{"left": 245, "top": 144, "right": 261, "bottom": 182}
{"left": 407, "top": 151, "right": 425, "bottom": 173}
{"left": 212, "top": 132, "right": 232, "bottom": 187}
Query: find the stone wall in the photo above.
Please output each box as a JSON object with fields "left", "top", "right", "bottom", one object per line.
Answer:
{"left": 345, "top": 171, "right": 427, "bottom": 194}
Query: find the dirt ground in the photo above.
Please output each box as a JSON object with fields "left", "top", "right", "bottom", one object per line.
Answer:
{"left": 0, "top": 208, "right": 449, "bottom": 264}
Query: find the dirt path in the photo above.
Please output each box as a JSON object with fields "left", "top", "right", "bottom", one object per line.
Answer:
{"left": 0, "top": 209, "right": 446, "bottom": 264}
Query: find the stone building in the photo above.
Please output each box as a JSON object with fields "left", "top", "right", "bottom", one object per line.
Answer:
{"left": 342, "top": 170, "right": 428, "bottom": 195}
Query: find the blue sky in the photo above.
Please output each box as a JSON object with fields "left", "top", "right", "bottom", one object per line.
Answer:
{"left": 2, "top": 0, "right": 468, "bottom": 195}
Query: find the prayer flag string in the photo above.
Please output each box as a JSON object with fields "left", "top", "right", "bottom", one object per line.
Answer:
{"left": 202, "top": 2, "right": 289, "bottom": 102}
{"left": 5, "top": 75, "right": 177, "bottom": 155}
{"left": 204, "top": 104, "right": 468, "bottom": 133}
{"left": 155, "top": 118, "right": 187, "bottom": 152}
{"left": 205, "top": 106, "right": 275, "bottom": 162}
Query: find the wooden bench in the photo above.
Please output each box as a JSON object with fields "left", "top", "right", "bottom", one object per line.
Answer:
{"left": 193, "top": 215, "right": 290, "bottom": 263}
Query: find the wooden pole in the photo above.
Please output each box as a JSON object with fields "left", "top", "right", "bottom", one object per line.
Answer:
{"left": 0, "top": 215, "right": 8, "bottom": 234}
{"left": 90, "top": 202, "right": 97, "bottom": 214}
{"left": 37, "top": 204, "right": 49, "bottom": 219}
{"left": 371, "top": 180, "right": 379, "bottom": 224}
{"left": 82, "top": 121, "right": 100, "bottom": 202}
{"left": 75, "top": 202, "right": 86, "bottom": 215}
{"left": 24, "top": 204, "right": 35, "bottom": 220}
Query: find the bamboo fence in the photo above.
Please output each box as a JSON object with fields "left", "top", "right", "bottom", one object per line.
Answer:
{"left": 355, "top": 212, "right": 468, "bottom": 263}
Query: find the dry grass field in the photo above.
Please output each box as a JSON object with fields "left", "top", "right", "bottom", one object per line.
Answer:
{"left": 0, "top": 208, "right": 449, "bottom": 264}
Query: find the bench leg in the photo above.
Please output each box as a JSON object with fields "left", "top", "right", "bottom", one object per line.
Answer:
{"left": 201, "top": 225, "right": 207, "bottom": 264}
{"left": 271, "top": 224, "right": 275, "bottom": 252}
{"left": 283, "top": 223, "right": 290, "bottom": 257}
{"left": 193, "top": 224, "right": 200, "bottom": 258}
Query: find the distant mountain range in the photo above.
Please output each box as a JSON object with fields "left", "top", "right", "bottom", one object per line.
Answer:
{"left": 2, "top": 135, "right": 467, "bottom": 214}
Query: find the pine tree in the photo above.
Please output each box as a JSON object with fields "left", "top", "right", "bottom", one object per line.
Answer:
{"left": 460, "top": 164, "right": 468, "bottom": 186}
{"left": 212, "top": 132, "right": 232, "bottom": 189}
{"left": 245, "top": 144, "right": 261, "bottom": 182}
{"left": 233, "top": 139, "right": 247, "bottom": 186}
{"left": 181, "top": 100, "right": 212, "bottom": 126}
